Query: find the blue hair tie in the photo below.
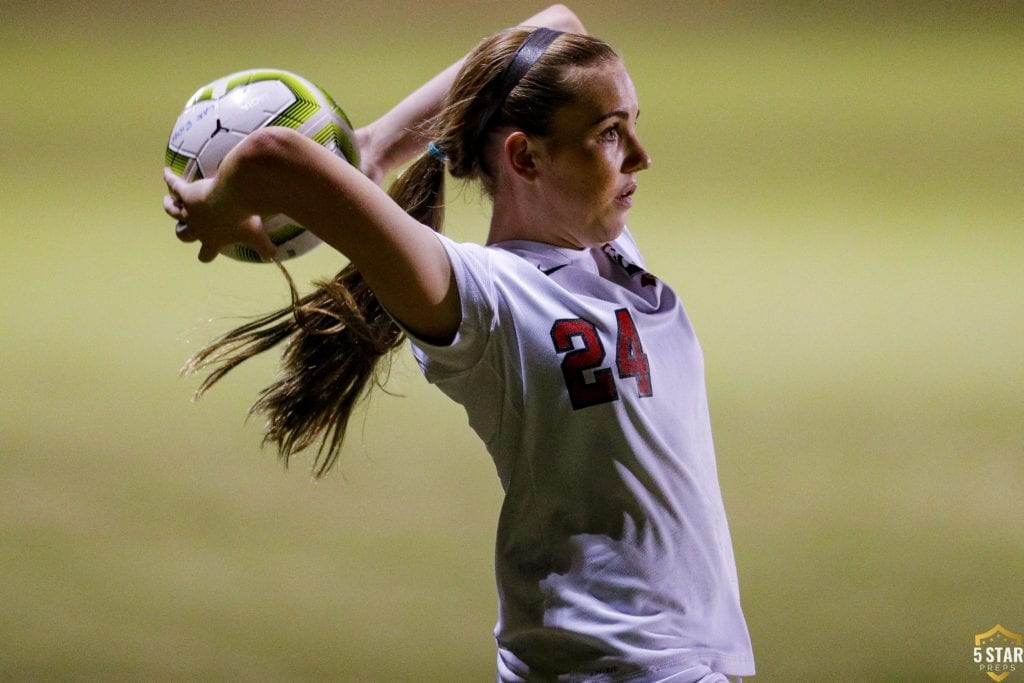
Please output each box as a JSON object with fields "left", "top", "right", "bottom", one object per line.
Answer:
{"left": 427, "top": 141, "right": 447, "bottom": 162}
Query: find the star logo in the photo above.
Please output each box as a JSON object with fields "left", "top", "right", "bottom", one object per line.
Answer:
{"left": 974, "top": 625, "right": 1024, "bottom": 682}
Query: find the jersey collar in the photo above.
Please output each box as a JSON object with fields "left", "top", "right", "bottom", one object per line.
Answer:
{"left": 491, "top": 239, "right": 599, "bottom": 277}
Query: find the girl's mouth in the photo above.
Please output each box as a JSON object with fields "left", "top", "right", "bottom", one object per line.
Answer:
{"left": 616, "top": 183, "right": 637, "bottom": 207}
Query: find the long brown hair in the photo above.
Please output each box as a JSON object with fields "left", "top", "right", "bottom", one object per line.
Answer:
{"left": 185, "top": 29, "right": 619, "bottom": 477}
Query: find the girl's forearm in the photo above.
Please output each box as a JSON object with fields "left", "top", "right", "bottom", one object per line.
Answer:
{"left": 220, "top": 126, "right": 395, "bottom": 248}
{"left": 356, "top": 59, "right": 465, "bottom": 184}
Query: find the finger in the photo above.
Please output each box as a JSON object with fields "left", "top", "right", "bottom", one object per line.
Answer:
{"left": 243, "top": 216, "right": 278, "bottom": 261}
{"left": 175, "top": 221, "right": 197, "bottom": 243}
{"left": 257, "top": 239, "right": 279, "bottom": 262}
{"left": 163, "top": 194, "right": 184, "bottom": 219}
{"left": 197, "top": 242, "right": 220, "bottom": 263}
{"left": 163, "top": 167, "right": 183, "bottom": 193}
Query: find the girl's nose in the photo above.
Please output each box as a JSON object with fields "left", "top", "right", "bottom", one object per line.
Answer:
{"left": 625, "top": 135, "right": 652, "bottom": 172}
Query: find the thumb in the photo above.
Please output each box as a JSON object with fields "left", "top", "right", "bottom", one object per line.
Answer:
{"left": 243, "top": 215, "right": 279, "bottom": 261}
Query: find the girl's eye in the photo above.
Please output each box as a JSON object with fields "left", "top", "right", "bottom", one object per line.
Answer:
{"left": 600, "top": 125, "right": 620, "bottom": 142}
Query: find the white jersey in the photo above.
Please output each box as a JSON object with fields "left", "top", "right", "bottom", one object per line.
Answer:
{"left": 406, "top": 229, "right": 755, "bottom": 681}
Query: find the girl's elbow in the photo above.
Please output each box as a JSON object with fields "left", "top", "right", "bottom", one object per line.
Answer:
{"left": 221, "top": 127, "right": 312, "bottom": 191}
{"left": 236, "top": 126, "right": 302, "bottom": 165}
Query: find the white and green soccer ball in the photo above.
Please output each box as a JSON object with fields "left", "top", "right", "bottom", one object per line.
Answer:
{"left": 165, "top": 69, "right": 359, "bottom": 263}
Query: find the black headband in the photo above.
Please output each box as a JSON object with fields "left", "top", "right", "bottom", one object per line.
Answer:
{"left": 473, "top": 27, "right": 565, "bottom": 148}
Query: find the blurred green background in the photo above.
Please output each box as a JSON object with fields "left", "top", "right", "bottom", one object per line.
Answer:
{"left": 2, "top": 1, "right": 1021, "bottom": 679}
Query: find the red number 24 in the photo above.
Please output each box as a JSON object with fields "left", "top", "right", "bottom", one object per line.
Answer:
{"left": 550, "top": 309, "right": 653, "bottom": 410}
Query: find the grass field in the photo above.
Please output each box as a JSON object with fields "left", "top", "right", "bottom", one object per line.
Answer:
{"left": 2, "top": 1, "right": 1022, "bottom": 680}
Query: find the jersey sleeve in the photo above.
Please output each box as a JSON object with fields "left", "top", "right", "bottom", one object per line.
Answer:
{"left": 403, "top": 232, "right": 499, "bottom": 382}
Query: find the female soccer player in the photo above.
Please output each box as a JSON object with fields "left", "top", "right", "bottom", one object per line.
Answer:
{"left": 164, "top": 5, "right": 755, "bottom": 681}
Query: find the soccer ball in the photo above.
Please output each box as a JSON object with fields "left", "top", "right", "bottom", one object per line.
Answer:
{"left": 165, "top": 69, "right": 359, "bottom": 263}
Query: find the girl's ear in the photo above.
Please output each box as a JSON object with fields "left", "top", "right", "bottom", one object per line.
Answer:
{"left": 503, "top": 131, "right": 540, "bottom": 181}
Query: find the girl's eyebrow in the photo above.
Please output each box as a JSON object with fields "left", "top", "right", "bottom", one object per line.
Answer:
{"left": 590, "top": 109, "right": 639, "bottom": 127}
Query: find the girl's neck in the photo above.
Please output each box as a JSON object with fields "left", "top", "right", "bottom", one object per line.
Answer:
{"left": 487, "top": 190, "right": 581, "bottom": 249}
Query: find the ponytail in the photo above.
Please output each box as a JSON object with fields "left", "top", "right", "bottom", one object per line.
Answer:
{"left": 185, "top": 151, "right": 446, "bottom": 478}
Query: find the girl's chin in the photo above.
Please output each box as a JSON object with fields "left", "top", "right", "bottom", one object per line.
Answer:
{"left": 581, "top": 222, "right": 627, "bottom": 248}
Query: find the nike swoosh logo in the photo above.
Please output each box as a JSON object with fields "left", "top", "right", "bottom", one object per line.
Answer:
{"left": 540, "top": 264, "right": 569, "bottom": 276}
